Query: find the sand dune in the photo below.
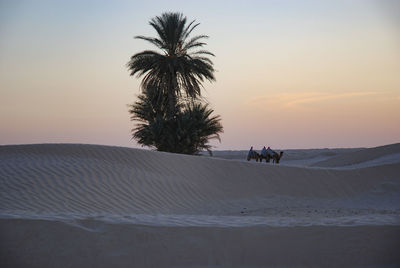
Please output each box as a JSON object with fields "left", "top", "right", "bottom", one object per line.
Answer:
{"left": 1, "top": 143, "right": 399, "bottom": 224}
{"left": 1, "top": 143, "right": 399, "bottom": 267}
{"left": 312, "top": 143, "right": 400, "bottom": 168}
{"left": 208, "top": 148, "right": 366, "bottom": 167}
{"left": 211, "top": 145, "right": 400, "bottom": 168}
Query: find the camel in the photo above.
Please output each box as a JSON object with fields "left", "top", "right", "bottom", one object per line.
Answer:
{"left": 247, "top": 146, "right": 261, "bottom": 162}
{"left": 271, "top": 151, "right": 284, "bottom": 164}
{"left": 259, "top": 146, "right": 284, "bottom": 164}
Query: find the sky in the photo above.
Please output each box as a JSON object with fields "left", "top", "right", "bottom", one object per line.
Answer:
{"left": 1, "top": 0, "right": 399, "bottom": 150}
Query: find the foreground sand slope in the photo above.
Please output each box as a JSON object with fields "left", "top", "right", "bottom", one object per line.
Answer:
{"left": 1, "top": 144, "right": 400, "bottom": 267}
{"left": 0, "top": 144, "right": 399, "bottom": 219}
{"left": 1, "top": 219, "right": 399, "bottom": 268}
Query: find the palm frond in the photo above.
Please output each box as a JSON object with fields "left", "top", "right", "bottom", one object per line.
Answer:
{"left": 190, "top": 50, "right": 215, "bottom": 57}
{"left": 183, "top": 22, "right": 200, "bottom": 40}
{"left": 182, "top": 35, "right": 209, "bottom": 50}
{"left": 135, "top": 35, "right": 165, "bottom": 49}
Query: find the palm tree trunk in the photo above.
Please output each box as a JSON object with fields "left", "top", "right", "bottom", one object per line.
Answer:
{"left": 167, "top": 91, "right": 177, "bottom": 119}
{"left": 166, "top": 72, "right": 179, "bottom": 119}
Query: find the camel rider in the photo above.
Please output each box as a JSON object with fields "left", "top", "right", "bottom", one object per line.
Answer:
{"left": 261, "top": 146, "right": 267, "bottom": 157}
{"left": 247, "top": 146, "right": 254, "bottom": 159}
{"left": 266, "top": 146, "right": 275, "bottom": 157}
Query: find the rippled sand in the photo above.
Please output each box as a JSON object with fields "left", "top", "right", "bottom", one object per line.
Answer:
{"left": 1, "top": 143, "right": 399, "bottom": 267}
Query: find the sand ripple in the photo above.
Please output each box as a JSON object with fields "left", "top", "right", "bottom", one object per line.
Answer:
{"left": 1, "top": 144, "right": 399, "bottom": 226}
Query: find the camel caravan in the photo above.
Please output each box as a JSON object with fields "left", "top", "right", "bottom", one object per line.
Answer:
{"left": 247, "top": 146, "right": 283, "bottom": 164}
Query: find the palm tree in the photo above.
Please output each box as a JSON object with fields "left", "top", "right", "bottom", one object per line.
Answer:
{"left": 127, "top": 12, "right": 215, "bottom": 117}
{"left": 129, "top": 91, "right": 223, "bottom": 154}
{"left": 176, "top": 102, "right": 223, "bottom": 154}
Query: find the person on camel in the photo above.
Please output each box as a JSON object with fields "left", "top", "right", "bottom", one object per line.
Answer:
{"left": 247, "top": 146, "right": 260, "bottom": 162}
{"left": 261, "top": 146, "right": 267, "bottom": 157}
{"left": 260, "top": 146, "right": 284, "bottom": 164}
{"left": 266, "top": 146, "right": 275, "bottom": 157}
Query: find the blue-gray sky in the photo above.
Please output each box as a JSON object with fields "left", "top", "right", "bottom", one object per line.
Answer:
{"left": 1, "top": 0, "right": 399, "bottom": 149}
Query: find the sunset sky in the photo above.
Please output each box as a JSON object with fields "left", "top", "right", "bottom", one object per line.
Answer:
{"left": 1, "top": 0, "right": 399, "bottom": 149}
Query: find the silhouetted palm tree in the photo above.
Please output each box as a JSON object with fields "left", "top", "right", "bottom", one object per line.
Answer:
{"left": 175, "top": 102, "right": 223, "bottom": 154}
{"left": 127, "top": 12, "right": 215, "bottom": 117}
{"left": 129, "top": 91, "right": 223, "bottom": 154}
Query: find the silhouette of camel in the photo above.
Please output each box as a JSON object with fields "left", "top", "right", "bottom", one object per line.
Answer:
{"left": 272, "top": 151, "right": 284, "bottom": 164}
{"left": 259, "top": 146, "right": 284, "bottom": 164}
{"left": 247, "top": 146, "right": 261, "bottom": 162}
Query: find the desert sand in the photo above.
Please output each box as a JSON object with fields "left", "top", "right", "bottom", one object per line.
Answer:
{"left": 1, "top": 143, "right": 399, "bottom": 267}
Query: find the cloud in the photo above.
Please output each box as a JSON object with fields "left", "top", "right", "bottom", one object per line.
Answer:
{"left": 284, "top": 91, "right": 380, "bottom": 107}
{"left": 245, "top": 91, "right": 380, "bottom": 109}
